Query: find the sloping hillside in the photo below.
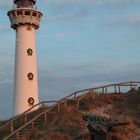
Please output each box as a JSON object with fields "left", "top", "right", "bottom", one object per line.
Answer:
{"left": 18, "top": 91, "right": 140, "bottom": 140}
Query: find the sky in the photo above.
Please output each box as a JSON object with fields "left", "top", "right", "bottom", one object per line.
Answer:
{"left": 0, "top": 0, "right": 140, "bottom": 119}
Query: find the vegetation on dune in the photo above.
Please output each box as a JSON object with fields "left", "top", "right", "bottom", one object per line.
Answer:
{"left": 20, "top": 107, "right": 87, "bottom": 140}
{"left": 1, "top": 91, "right": 140, "bottom": 140}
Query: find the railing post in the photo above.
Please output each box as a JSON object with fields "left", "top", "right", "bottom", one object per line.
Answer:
{"left": 92, "top": 91, "right": 95, "bottom": 99}
{"left": 77, "top": 99, "right": 80, "bottom": 107}
{"left": 105, "top": 87, "right": 108, "bottom": 94}
{"left": 92, "top": 89, "right": 94, "bottom": 93}
{"left": 32, "top": 121, "right": 34, "bottom": 129}
{"left": 42, "top": 102, "right": 46, "bottom": 111}
{"left": 118, "top": 85, "right": 121, "bottom": 93}
{"left": 24, "top": 114, "right": 27, "bottom": 124}
{"left": 102, "top": 87, "right": 104, "bottom": 94}
{"left": 16, "top": 131, "right": 19, "bottom": 139}
{"left": 74, "top": 92, "right": 77, "bottom": 99}
{"left": 114, "top": 85, "right": 117, "bottom": 93}
{"left": 42, "top": 102, "right": 45, "bottom": 108}
{"left": 64, "top": 99, "right": 67, "bottom": 108}
{"left": 10, "top": 122, "right": 14, "bottom": 132}
{"left": 44, "top": 113, "right": 47, "bottom": 123}
{"left": 57, "top": 103, "right": 60, "bottom": 112}
{"left": 130, "top": 82, "right": 133, "bottom": 91}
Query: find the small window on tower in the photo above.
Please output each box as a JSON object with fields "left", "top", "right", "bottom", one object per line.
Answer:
{"left": 27, "top": 48, "right": 33, "bottom": 56}
{"left": 38, "top": 14, "right": 41, "bottom": 18}
{"left": 27, "top": 73, "right": 34, "bottom": 80}
{"left": 25, "top": 11, "right": 31, "bottom": 16}
{"left": 17, "top": 11, "right": 22, "bottom": 16}
{"left": 32, "top": 12, "right": 37, "bottom": 17}
{"left": 28, "top": 97, "right": 34, "bottom": 106}
{"left": 12, "top": 12, "right": 16, "bottom": 17}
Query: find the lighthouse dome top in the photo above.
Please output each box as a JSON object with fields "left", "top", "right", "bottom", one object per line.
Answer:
{"left": 14, "top": 0, "right": 36, "bottom": 7}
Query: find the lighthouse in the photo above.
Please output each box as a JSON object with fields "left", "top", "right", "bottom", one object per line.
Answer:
{"left": 7, "top": 0, "right": 43, "bottom": 115}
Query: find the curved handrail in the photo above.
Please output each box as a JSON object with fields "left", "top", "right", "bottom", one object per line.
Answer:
{"left": 2, "top": 81, "right": 139, "bottom": 132}
{"left": 3, "top": 81, "right": 140, "bottom": 139}
{"left": 2, "top": 81, "right": 138, "bottom": 129}
{"left": 0, "top": 100, "right": 58, "bottom": 132}
{"left": 2, "top": 81, "right": 139, "bottom": 131}
{"left": 56, "top": 81, "right": 140, "bottom": 102}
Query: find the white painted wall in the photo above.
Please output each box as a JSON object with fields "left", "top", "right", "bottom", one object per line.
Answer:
{"left": 14, "top": 25, "right": 39, "bottom": 115}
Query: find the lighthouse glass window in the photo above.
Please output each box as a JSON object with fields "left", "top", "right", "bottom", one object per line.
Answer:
{"left": 32, "top": 12, "right": 37, "bottom": 17}
{"left": 17, "top": 11, "right": 22, "bottom": 16}
{"left": 16, "top": 1, "right": 21, "bottom": 8}
{"left": 28, "top": 1, "right": 34, "bottom": 7}
{"left": 18, "top": 1, "right": 34, "bottom": 7}
{"left": 25, "top": 11, "right": 30, "bottom": 16}
{"left": 11, "top": 12, "right": 16, "bottom": 17}
{"left": 24, "top": 1, "right": 34, "bottom": 7}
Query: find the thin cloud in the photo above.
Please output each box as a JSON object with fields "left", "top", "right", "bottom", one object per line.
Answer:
{"left": 39, "top": 61, "right": 140, "bottom": 101}
{"left": 48, "top": 33, "right": 65, "bottom": 40}
{"left": 46, "top": 0, "right": 103, "bottom": 6}
{"left": 48, "top": 9, "right": 91, "bottom": 22}
{"left": 123, "top": 15, "right": 140, "bottom": 27}
{"left": 99, "top": 13, "right": 140, "bottom": 31}
{"left": 42, "top": 0, "right": 140, "bottom": 23}
{"left": 113, "top": 15, "right": 140, "bottom": 28}
{"left": 43, "top": 0, "right": 140, "bottom": 6}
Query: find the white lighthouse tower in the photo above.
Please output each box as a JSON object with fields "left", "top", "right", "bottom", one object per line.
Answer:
{"left": 7, "top": 0, "right": 43, "bottom": 115}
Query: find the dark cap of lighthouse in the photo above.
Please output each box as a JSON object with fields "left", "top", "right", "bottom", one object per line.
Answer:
{"left": 14, "top": 0, "right": 36, "bottom": 7}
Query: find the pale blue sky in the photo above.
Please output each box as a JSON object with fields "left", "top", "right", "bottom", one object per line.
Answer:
{"left": 0, "top": 0, "right": 140, "bottom": 119}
